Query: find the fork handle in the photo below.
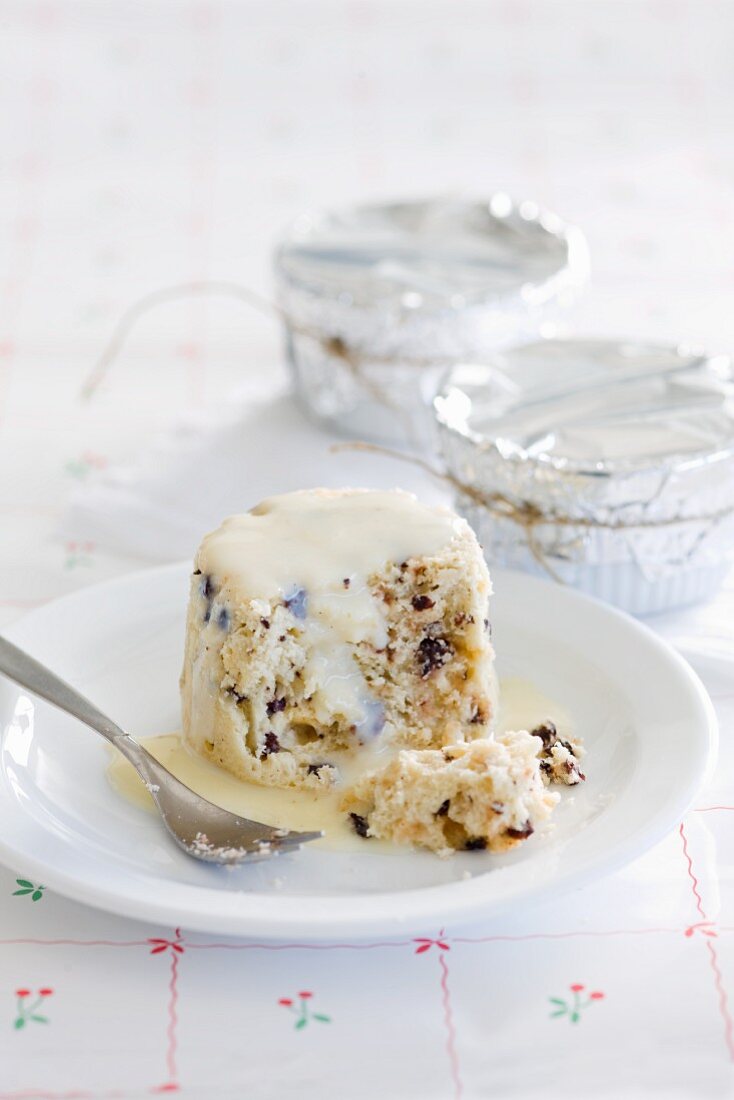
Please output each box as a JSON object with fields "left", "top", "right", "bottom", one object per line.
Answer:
{"left": 0, "top": 635, "right": 157, "bottom": 778}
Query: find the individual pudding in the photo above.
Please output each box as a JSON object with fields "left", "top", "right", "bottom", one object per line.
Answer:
{"left": 180, "top": 488, "right": 583, "bottom": 856}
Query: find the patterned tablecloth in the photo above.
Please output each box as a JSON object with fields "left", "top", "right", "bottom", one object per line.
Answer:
{"left": 1, "top": 1, "right": 734, "bottom": 1096}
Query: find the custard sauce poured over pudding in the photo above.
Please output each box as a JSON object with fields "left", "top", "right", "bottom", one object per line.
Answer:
{"left": 177, "top": 489, "right": 583, "bottom": 856}
{"left": 199, "top": 490, "right": 462, "bottom": 599}
{"left": 107, "top": 678, "right": 575, "bottom": 853}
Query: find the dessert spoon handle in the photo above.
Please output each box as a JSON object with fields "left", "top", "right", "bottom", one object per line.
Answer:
{"left": 0, "top": 635, "right": 127, "bottom": 745}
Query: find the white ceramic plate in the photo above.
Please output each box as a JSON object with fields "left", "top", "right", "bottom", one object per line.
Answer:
{"left": 0, "top": 564, "right": 717, "bottom": 940}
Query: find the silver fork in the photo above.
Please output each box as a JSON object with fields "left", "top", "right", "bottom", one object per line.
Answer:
{"left": 0, "top": 636, "right": 322, "bottom": 865}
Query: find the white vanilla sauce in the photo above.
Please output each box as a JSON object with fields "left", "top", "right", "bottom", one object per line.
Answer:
{"left": 195, "top": 489, "right": 464, "bottom": 728}
{"left": 197, "top": 489, "right": 462, "bottom": 599}
{"left": 108, "top": 677, "right": 572, "bottom": 852}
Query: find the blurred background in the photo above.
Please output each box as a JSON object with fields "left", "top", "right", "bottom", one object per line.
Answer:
{"left": 1, "top": 0, "right": 733, "bottom": 615}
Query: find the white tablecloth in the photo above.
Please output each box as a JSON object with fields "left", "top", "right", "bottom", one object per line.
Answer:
{"left": 1, "top": 1, "right": 733, "bottom": 1096}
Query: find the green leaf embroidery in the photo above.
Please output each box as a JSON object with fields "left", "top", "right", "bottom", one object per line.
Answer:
{"left": 13, "top": 879, "right": 45, "bottom": 901}
{"left": 30, "top": 1015, "right": 48, "bottom": 1023}
{"left": 14, "top": 1018, "right": 25, "bottom": 1029}
{"left": 312, "top": 1013, "right": 331, "bottom": 1023}
{"left": 295, "top": 1017, "right": 307, "bottom": 1030}
{"left": 550, "top": 986, "right": 605, "bottom": 1024}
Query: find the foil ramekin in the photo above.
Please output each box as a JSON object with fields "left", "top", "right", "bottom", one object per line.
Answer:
{"left": 274, "top": 197, "right": 588, "bottom": 448}
{"left": 434, "top": 340, "right": 734, "bottom": 615}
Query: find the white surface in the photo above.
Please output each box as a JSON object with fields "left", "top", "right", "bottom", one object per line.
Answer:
{"left": 1, "top": 2, "right": 734, "bottom": 1096}
{"left": 0, "top": 563, "right": 716, "bottom": 939}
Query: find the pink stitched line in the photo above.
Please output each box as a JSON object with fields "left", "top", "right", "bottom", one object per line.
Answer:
{"left": 696, "top": 806, "right": 734, "bottom": 813}
{"left": 0, "top": 1092, "right": 127, "bottom": 1099}
{"left": 165, "top": 950, "right": 180, "bottom": 1088}
{"left": 149, "top": 928, "right": 183, "bottom": 1092}
{"left": 0, "top": 504, "right": 61, "bottom": 516}
{"left": 186, "top": 939, "right": 416, "bottom": 951}
{"left": 705, "top": 940, "right": 734, "bottom": 1062}
{"left": 679, "top": 822, "right": 734, "bottom": 1062}
{"left": 0, "top": 939, "right": 150, "bottom": 947}
{"left": 438, "top": 951, "right": 462, "bottom": 1100}
{"left": 0, "top": 598, "right": 49, "bottom": 608}
{"left": 0, "top": 930, "right": 708, "bottom": 949}
{"left": 679, "top": 822, "right": 707, "bottom": 921}
{"left": 452, "top": 927, "right": 682, "bottom": 943}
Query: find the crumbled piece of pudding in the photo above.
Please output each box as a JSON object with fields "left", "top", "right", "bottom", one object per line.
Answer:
{"left": 180, "top": 489, "right": 496, "bottom": 792}
{"left": 531, "top": 721, "right": 585, "bottom": 786}
{"left": 341, "top": 732, "right": 559, "bottom": 857}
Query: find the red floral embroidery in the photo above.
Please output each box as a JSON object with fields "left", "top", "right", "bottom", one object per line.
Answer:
{"left": 14, "top": 987, "right": 53, "bottom": 1029}
{"left": 64, "top": 540, "right": 95, "bottom": 570}
{"left": 550, "top": 984, "right": 605, "bottom": 1024}
{"left": 414, "top": 937, "right": 450, "bottom": 954}
{"left": 65, "top": 451, "right": 108, "bottom": 479}
{"left": 685, "top": 921, "right": 717, "bottom": 939}
{"left": 148, "top": 935, "right": 185, "bottom": 956}
{"left": 278, "top": 992, "right": 330, "bottom": 1029}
